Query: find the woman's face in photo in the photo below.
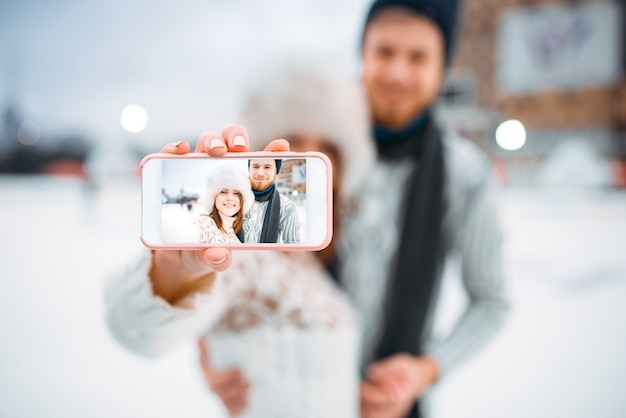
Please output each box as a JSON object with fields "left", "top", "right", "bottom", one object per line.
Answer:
{"left": 215, "top": 189, "right": 241, "bottom": 217}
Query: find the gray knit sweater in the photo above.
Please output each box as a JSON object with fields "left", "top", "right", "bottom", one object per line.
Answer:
{"left": 339, "top": 128, "right": 510, "bottom": 377}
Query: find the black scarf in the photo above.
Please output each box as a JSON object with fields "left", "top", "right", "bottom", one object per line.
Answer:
{"left": 375, "top": 113, "right": 447, "bottom": 418}
{"left": 237, "top": 184, "right": 281, "bottom": 243}
{"left": 325, "top": 113, "right": 446, "bottom": 418}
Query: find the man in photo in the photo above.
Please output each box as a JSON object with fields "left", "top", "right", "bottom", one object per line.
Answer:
{"left": 237, "top": 158, "right": 300, "bottom": 243}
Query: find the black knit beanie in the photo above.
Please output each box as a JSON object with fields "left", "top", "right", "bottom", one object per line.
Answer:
{"left": 362, "top": 0, "right": 460, "bottom": 63}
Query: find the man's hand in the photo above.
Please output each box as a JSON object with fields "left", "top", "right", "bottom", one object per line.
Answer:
{"left": 360, "top": 354, "right": 439, "bottom": 418}
{"left": 199, "top": 339, "right": 251, "bottom": 417}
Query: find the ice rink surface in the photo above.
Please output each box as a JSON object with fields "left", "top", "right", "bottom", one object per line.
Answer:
{"left": 1, "top": 176, "right": 625, "bottom": 418}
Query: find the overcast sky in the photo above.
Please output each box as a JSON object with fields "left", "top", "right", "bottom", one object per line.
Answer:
{"left": 0, "top": 0, "right": 370, "bottom": 151}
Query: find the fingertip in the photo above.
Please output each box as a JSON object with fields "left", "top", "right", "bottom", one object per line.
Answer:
{"left": 222, "top": 124, "right": 249, "bottom": 152}
{"left": 203, "top": 247, "right": 230, "bottom": 262}
{"left": 197, "top": 132, "right": 227, "bottom": 155}
{"left": 203, "top": 247, "right": 232, "bottom": 272}
{"left": 160, "top": 141, "right": 191, "bottom": 154}
{"left": 263, "top": 138, "right": 290, "bottom": 152}
{"left": 207, "top": 146, "right": 228, "bottom": 157}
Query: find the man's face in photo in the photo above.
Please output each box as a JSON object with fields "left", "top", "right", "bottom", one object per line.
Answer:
{"left": 249, "top": 159, "right": 277, "bottom": 191}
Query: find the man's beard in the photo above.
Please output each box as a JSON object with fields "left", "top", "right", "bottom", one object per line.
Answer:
{"left": 251, "top": 179, "right": 274, "bottom": 191}
{"left": 370, "top": 85, "right": 426, "bottom": 128}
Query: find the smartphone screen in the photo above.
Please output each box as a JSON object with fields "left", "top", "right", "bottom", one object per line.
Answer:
{"left": 141, "top": 152, "right": 332, "bottom": 250}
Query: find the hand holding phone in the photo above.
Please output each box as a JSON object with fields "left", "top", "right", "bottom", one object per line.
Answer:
{"left": 144, "top": 125, "right": 297, "bottom": 305}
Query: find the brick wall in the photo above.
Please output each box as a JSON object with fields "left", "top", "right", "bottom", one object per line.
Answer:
{"left": 452, "top": 0, "right": 625, "bottom": 130}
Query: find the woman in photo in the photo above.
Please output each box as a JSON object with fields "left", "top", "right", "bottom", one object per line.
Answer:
{"left": 192, "top": 166, "right": 254, "bottom": 244}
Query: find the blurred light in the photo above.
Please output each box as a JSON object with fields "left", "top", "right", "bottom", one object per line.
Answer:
{"left": 293, "top": 191, "right": 299, "bottom": 197}
{"left": 120, "top": 105, "right": 148, "bottom": 133}
{"left": 495, "top": 119, "right": 526, "bottom": 151}
{"left": 17, "top": 120, "right": 41, "bottom": 146}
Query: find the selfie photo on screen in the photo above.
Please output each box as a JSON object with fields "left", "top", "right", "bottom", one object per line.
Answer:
{"left": 160, "top": 158, "right": 306, "bottom": 244}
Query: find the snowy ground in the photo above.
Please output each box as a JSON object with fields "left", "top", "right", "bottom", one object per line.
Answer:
{"left": 0, "top": 177, "right": 625, "bottom": 418}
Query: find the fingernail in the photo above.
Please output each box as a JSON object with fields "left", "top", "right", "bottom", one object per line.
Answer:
{"left": 213, "top": 255, "right": 228, "bottom": 264}
{"left": 209, "top": 137, "right": 225, "bottom": 149}
{"left": 232, "top": 135, "right": 247, "bottom": 147}
{"left": 174, "top": 141, "right": 184, "bottom": 148}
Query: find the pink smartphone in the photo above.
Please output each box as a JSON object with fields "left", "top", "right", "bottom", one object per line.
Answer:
{"left": 140, "top": 152, "right": 333, "bottom": 250}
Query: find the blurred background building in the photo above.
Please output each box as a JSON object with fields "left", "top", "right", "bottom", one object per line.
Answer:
{"left": 275, "top": 158, "right": 306, "bottom": 203}
{"left": 436, "top": 0, "right": 625, "bottom": 186}
{"left": 0, "top": 100, "right": 92, "bottom": 176}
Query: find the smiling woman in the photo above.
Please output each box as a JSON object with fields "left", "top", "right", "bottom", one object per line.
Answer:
{"left": 191, "top": 165, "right": 254, "bottom": 244}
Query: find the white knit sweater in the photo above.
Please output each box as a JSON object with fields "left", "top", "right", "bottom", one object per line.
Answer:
{"left": 105, "top": 250, "right": 360, "bottom": 418}
{"left": 192, "top": 215, "right": 240, "bottom": 244}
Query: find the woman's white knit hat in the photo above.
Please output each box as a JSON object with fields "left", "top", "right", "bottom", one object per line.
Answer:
{"left": 238, "top": 55, "right": 375, "bottom": 199}
{"left": 198, "top": 165, "right": 254, "bottom": 215}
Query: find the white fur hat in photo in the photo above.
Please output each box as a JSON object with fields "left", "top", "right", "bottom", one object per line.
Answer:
{"left": 238, "top": 54, "right": 375, "bottom": 199}
{"left": 198, "top": 165, "right": 254, "bottom": 215}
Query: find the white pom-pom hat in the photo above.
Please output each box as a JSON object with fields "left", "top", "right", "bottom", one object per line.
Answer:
{"left": 238, "top": 54, "right": 375, "bottom": 199}
{"left": 198, "top": 165, "right": 254, "bottom": 215}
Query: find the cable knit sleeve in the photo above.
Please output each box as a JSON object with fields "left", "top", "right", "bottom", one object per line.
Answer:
{"left": 104, "top": 249, "right": 228, "bottom": 357}
{"left": 423, "top": 134, "right": 510, "bottom": 377}
{"left": 279, "top": 196, "right": 301, "bottom": 244}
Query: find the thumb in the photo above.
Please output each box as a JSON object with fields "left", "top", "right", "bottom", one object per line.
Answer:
{"left": 263, "top": 139, "right": 290, "bottom": 152}
{"left": 202, "top": 247, "right": 232, "bottom": 272}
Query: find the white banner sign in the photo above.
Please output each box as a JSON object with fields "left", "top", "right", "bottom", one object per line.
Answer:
{"left": 496, "top": 1, "right": 623, "bottom": 92}
{"left": 292, "top": 164, "right": 306, "bottom": 184}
